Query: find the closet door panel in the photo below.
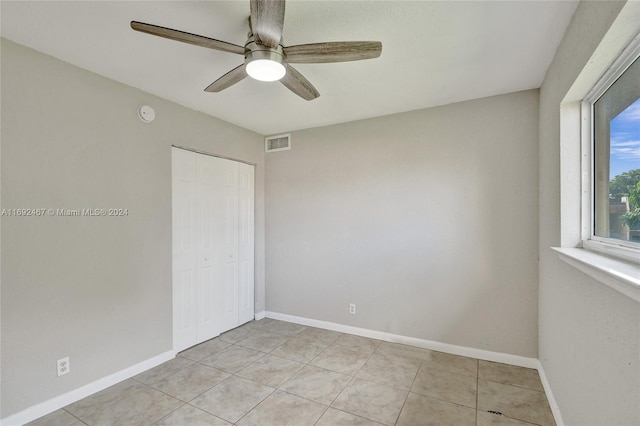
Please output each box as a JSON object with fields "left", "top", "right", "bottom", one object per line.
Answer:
{"left": 238, "top": 163, "right": 255, "bottom": 325}
{"left": 196, "top": 154, "right": 220, "bottom": 340}
{"left": 204, "top": 157, "right": 238, "bottom": 334}
{"left": 172, "top": 148, "right": 198, "bottom": 352}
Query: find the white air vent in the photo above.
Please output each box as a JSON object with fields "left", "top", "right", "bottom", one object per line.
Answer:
{"left": 265, "top": 134, "right": 291, "bottom": 153}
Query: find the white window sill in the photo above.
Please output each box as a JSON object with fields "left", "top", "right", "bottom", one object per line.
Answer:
{"left": 552, "top": 247, "right": 640, "bottom": 303}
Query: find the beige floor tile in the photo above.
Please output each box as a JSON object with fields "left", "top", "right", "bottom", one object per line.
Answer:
{"left": 331, "top": 378, "right": 408, "bottom": 426}
{"left": 478, "top": 379, "right": 556, "bottom": 426}
{"left": 189, "top": 376, "right": 274, "bottom": 423}
{"left": 479, "top": 361, "right": 544, "bottom": 392}
{"left": 236, "top": 390, "right": 326, "bottom": 426}
{"left": 237, "top": 354, "right": 304, "bottom": 387}
{"left": 262, "top": 320, "right": 308, "bottom": 337}
{"left": 310, "top": 344, "right": 372, "bottom": 376}
{"left": 476, "top": 410, "right": 538, "bottom": 426}
{"left": 396, "top": 393, "right": 475, "bottom": 426}
{"left": 271, "top": 335, "right": 330, "bottom": 363}
{"left": 46, "top": 326, "right": 558, "bottom": 426}
{"left": 236, "top": 331, "right": 289, "bottom": 352}
{"left": 420, "top": 351, "right": 478, "bottom": 378}
{"left": 80, "top": 386, "right": 183, "bottom": 425}
{"left": 153, "top": 404, "right": 232, "bottom": 425}
{"left": 26, "top": 409, "right": 79, "bottom": 426}
{"left": 150, "top": 363, "right": 230, "bottom": 402}
{"left": 200, "top": 346, "right": 265, "bottom": 373}
{"left": 133, "top": 357, "right": 194, "bottom": 385}
{"left": 333, "top": 334, "right": 381, "bottom": 355}
{"left": 356, "top": 353, "right": 421, "bottom": 390}
{"left": 65, "top": 379, "right": 145, "bottom": 418}
{"left": 315, "top": 408, "right": 385, "bottom": 426}
{"left": 178, "top": 338, "right": 232, "bottom": 361}
{"left": 242, "top": 318, "right": 278, "bottom": 333}
{"left": 297, "top": 327, "right": 343, "bottom": 345}
{"left": 375, "top": 342, "right": 433, "bottom": 363}
{"left": 411, "top": 366, "right": 477, "bottom": 408}
{"left": 279, "top": 365, "right": 351, "bottom": 405}
{"left": 219, "top": 324, "right": 258, "bottom": 343}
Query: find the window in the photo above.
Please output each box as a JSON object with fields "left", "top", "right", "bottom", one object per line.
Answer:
{"left": 584, "top": 38, "right": 640, "bottom": 260}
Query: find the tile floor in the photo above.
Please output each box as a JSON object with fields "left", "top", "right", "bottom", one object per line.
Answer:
{"left": 28, "top": 319, "right": 556, "bottom": 426}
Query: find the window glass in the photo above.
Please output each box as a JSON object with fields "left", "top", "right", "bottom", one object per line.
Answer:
{"left": 593, "top": 56, "right": 640, "bottom": 244}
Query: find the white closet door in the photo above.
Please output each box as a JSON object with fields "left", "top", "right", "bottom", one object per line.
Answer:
{"left": 172, "top": 148, "right": 198, "bottom": 352}
{"left": 210, "top": 155, "right": 241, "bottom": 334}
{"left": 172, "top": 147, "right": 254, "bottom": 352}
{"left": 196, "top": 154, "right": 224, "bottom": 342}
{"left": 238, "top": 163, "right": 255, "bottom": 325}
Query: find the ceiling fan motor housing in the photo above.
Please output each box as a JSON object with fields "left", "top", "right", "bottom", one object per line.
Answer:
{"left": 244, "top": 36, "right": 286, "bottom": 81}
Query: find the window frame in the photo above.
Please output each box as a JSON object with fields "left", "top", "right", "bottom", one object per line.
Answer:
{"left": 581, "top": 34, "right": 640, "bottom": 264}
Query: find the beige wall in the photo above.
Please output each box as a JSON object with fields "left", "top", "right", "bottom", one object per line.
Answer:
{"left": 266, "top": 90, "right": 539, "bottom": 357}
{"left": 538, "top": 1, "right": 640, "bottom": 425}
{"left": 0, "top": 39, "right": 265, "bottom": 417}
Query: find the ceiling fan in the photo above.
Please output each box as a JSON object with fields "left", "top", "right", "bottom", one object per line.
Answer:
{"left": 131, "top": 0, "right": 382, "bottom": 101}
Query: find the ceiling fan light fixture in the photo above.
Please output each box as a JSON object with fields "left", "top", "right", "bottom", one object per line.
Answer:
{"left": 245, "top": 49, "right": 286, "bottom": 82}
{"left": 131, "top": 0, "right": 382, "bottom": 100}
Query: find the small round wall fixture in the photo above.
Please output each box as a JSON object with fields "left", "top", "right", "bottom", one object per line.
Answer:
{"left": 138, "top": 105, "right": 155, "bottom": 123}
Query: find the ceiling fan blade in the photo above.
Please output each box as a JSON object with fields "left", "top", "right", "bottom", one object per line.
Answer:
{"left": 204, "top": 64, "right": 248, "bottom": 92}
{"left": 250, "top": 0, "right": 285, "bottom": 48}
{"left": 284, "top": 41, "right": 382, "bottom": 63}
{"left": 131, "top": 21, "right": 245, "bottom": 55}
{"left": 280, "top": 65, "right": 320, "bottom": 101}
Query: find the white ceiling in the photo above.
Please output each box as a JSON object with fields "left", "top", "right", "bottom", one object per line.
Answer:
{"left": 1, "top": 1, "right": 578, "bottom": 135}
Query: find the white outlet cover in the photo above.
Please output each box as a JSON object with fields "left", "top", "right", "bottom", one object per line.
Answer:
{"left": 137, "top": 105, "right": 155, "bottom": 123}
{"left": 57, "top": 357, "right": 70, "bottom": 376}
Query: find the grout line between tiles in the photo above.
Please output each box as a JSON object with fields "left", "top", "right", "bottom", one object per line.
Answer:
{"left": 311, "top": 405, "right": 331, "bottom": 426}
{"left": 232, "top": 386, "right": 278, "bottom": 426}
{"left": 405, "top": 390, "right": 480, "bottom": 413}
{"left": 62, "top": 408, "right": 87, "bottom": 426}
{"left": 392, "top": 357, "right": 424, "bottom": 425}
{"left": 148, "top": 402, "right": 187, "bottom": 425}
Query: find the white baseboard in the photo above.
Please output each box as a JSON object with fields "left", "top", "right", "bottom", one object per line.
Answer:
{"left": 254, "top": 310, "right": 266, "bottom": 320}
{"left": 264, "top": 311, "right": 564, "bottom": 425}
{"left": 1, "top": 350, "right": 175, "bottom": 426}
{"left": 265, "top": 311, "right": 538, "bottom": 368}
{"left": 535, "top": 361, "right": 565, "bottom": 426}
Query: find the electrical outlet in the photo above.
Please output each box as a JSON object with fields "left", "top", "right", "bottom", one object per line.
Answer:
{"left": 349, "top": 303, "right": 356, "bottom": 315}
{"left": 57, "top": 357, "right": 70, "bottom": 376}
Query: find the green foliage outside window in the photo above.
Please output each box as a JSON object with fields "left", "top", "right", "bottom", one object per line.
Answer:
{"left": 612, "top": 169, "right": 640, "bottom": 227}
